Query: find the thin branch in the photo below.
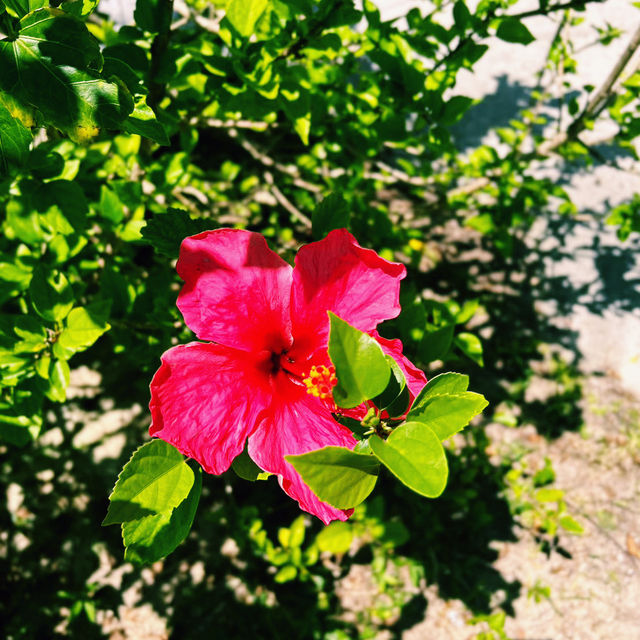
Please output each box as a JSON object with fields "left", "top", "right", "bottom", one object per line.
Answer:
{"left": 576, "top": 23, "right": 640, "bottom": 124}
{"left": 234, "top": 134, "right": 323, "bottom": 193}
{"left": 264, "top": 172, "right": 313, "bottom": 228}
{"left": 508, "top": 0, "right": 604, "bottom": 21}
{"left": 174, "top": 0, "right": 223, "bottom": 32}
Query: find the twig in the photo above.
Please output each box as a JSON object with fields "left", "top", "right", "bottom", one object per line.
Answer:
{"left": 508, "top": 0, "right": 603, "bottom": 20}
{"left": 264, "top": 172, "right": 313, "bottom": 227}
{"left": 173, "top": 0, "right": 223, "bottom": 32}
{"left": 235, "top": 135, "right": 323, "bottom": 192}
{"left": 570, "top": 23, "right": 640, "bottom": 134}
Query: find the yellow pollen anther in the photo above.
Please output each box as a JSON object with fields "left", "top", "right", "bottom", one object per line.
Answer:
{"left": 303, "top": 365, "right": 337, "bottom": 400}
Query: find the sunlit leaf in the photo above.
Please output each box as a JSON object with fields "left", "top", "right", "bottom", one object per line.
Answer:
{"left": 407, "top": 391, "right": 488, "bottom": 440}
{"left": 286, "top": 446, "right": 379, "bottom": 509}
{"left": 328, "top": 312, "right": 390, "bottom": 409}
{"left": 103, "top": 440, "right": 195, "bottom": 525}
{"left": 122, "top": 467, "right": 202, "bottom": 565}
{"left": 369, "top": 421, "right": 448, "bottom": 498}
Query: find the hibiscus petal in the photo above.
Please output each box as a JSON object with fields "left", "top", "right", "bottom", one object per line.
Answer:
{"left": 290, "top": 228, "right": 406, "bottom": 358}
{"left": 149, "top": 342, "right": 272, "bottom": 475}
{"left": 177, "top": 229, "right": 293, "bottom": 353}
{"left": 248, "top": 377, "right": 357, "bottom": 524}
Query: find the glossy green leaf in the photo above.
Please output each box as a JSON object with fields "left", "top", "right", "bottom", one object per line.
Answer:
{"left": 225, "top": 0, "right": 268, "bottom": 37}
{"left": 58, "top": 302, "right": 110, "bottom": 353}
{"left": 61, "top": 0, "right": 100, "bottom": 18}
{"left": 369, "top": 421, "right": 448, "bottom": 498}
{"left": 99, "top": 185, "right": 125, "bottom": 224}
{"left": 496, "top": 18, "right": 535, "bottom": 45}
{"left": 455, "top": 332, "right": 484, "bottom": 365}
{"left": 0, "top": 9, "right": 132, "bottom": 141}
{"left": 141, "top": 208, "right": 213, "bottom": 258}
{"left": 407, "top": 391, "right": 488, "bottom": 440}
{"left": 134, "top": 0, "right": 172, "bottom": 34}
{"left": 328, "top": 312, "right": 390, "bottom": 409}
{"left": 0, "top": 100, "right": 31, "bottom": 176}
{"left": 452, "top": 1, "right": 471, "bottom": 31}
{"left": 122, "top": 467, "right": 202, "bottom": 565}
{"left": 231, "top": 447, "right": 269, "bottom": 481}
{"left": 286, "top": 446, "right": 379, "bottom": 509}
{"left": 316, "top": 521, "right": 353, "bottom": 554}
{"left": 44, "top": 358, "right": 70, "bottom": 402}
{"left": 312, "top": 194, "right": 350, "bottom": 240}
{"left": 372, "top": 356, "right": 409, "bottom": 417}
{"left": 419, "top": 324, "right": 454, "bottom": 363}
{"left": 29, "top": 266, "right": 74, "bottom": 322}
{"left": 34, "top": 180, "right": 88, "bottom": 235}
{"left": 4, "top": 0, "right": 46, "bottom": 18}
{"left": 103, "top": 440, "right": 195, "bottom": 526}
{"left": 28, "top": 149, "right": 64, "bottom": 179}
{"left": 122, "top": 95, "right": 169, "bottom": 145}
{"left": 409, "top": 373, "right": 469, "bottom": 411}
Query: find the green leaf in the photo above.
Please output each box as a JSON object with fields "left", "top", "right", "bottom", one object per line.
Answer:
{"left": 452, "top": 1, "right": 471, "bottom": 31}
{"left": 286, "top": 446, "right": 379, "bottom": 509}
{"left": 4, "top": 0, "right": 46, "bottom": 18}
{"left": 274, "top": 565, "right": 297, "bottom": 583}
{"left": 44, "top": 358, "right": 70, "bottom": 402}
{"left": 0, "top": 9, "right": 133, "bottom": 142}
{"left": 419, "top": 324, "right": 454, "bottom": 362}
{"left": 413, "top": 372, "right": 469, "bottom": 401}
{"left": 122, "top": 467, "right": 202, "bottom": 564}
{"left": 141, "top": 208, "right": 213, "bottom": 258}
{"left": 559, "top": 515, "right": 584, "bottom": 534}
{"left": 455, "top": 332, "right": 483, "bottom": 365}
{"left": 61, "top": 0, "right": 100, "bottom": 18}
{"left": 372, "top": 356, "right": 409, "bottom": 417}
{"left": 328, "top": 312, "right": 390, "bottom": 409}
{"left": 312, "top": 194, "right": 350, "bottom": 240}
{"left": 0, "top": 100, "right": 31, "bottom": 176}
{"left": 369, "top": 422, "right": 448, "bottom": 498}
{"left": 534, "top": 488, "right": 564, "bottom": 503}
{"left": 99, "top": 185, "right": 125, "bottom": 224}
{"left": 28, "top": 148, "right": 64, "bottom": 179}
{"left": 122, "top": 95, "right": 169, "bottom": 145}
{"left": 407, "top": 391, "right": 488, "bottom": 440}
{"left": 231, "top": 447, "right": 269, "bottom": 481}
{"left": 316, "top": 521, "right": 353, "bottom": 554}
{"left": 58, "top": 302, "right": 110, "bottom": 353}
{"left": 34, "top": 180, "right": 88, "bottom": 235}
{"left": 103, "top": 440, "right": 195, "bottom": 526}
{"left": 288, "top": 515, "right": 306, "bottom": 547}
{"left": 441, "top": 96, "right": 473, "bottom": 125}
{"left": 134, "top": 0, "right": 172, "bottom": 34}
{"left": 225, "top": 0, "right": 268, "bottom": 37}
{"left": 456, "top": 299, "right": 479, "bottom": 324}
{"left": 496, "top": 18, "right": 535, "bottom": 45}
{"left": 29, "top": 265, "right": 74, "bottom": 322}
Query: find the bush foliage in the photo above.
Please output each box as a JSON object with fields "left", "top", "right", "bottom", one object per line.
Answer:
{"left": 1, "top": 0, "right": 637, "bottom": 638}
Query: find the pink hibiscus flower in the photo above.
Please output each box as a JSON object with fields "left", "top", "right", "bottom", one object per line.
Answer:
{"left": 149, "top": 228, "right": 426, "bottom": 524}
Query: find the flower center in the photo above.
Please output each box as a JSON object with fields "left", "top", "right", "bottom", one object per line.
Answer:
{"left": 303, "top": 365, "right": 337, "bottom": 400}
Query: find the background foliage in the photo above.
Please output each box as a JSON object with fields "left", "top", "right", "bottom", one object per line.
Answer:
{"left": 1, "top": 0, "right": 638, "bottom": 638}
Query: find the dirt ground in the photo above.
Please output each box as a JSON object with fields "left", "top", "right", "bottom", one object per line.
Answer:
{"left": 399, "top": 373, "right": 640, "bottom": 640}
